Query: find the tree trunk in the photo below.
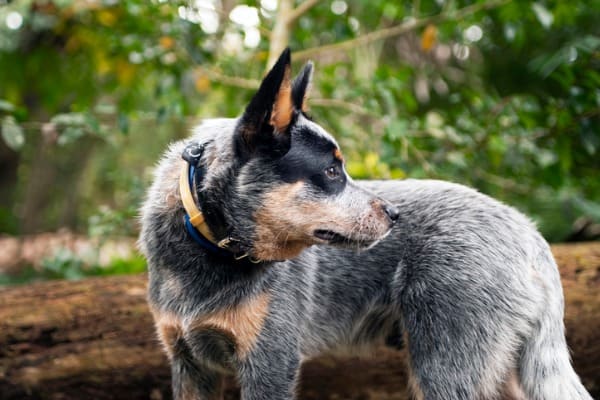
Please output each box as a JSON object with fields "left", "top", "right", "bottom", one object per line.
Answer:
{"left": 268, "top": 0, "right": 294, "bottom": 69}
{"left": 1, "top": 243, "right": 599, "bottom": 399}
{"left": 0, "top": 140, "right": 20, "bottom": 225}
{"left": 267, "top": 0, "right": 320, "bottom": 68}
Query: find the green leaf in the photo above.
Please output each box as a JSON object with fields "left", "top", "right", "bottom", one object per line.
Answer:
{"left": 535, "top": 149, "right": 558, "bottom": 168}
{"left": 557, "top": 135, "right": 572, "bottom": 172}
{"left": 575, "top": 35, "right": 600, "bottom": 53}
{"left": 57, "top": 126, "right": 85, "bottom": 146}
{"left": 85, "top": 113, "right": 101, "bottom": 135}
{"left": 384, "top": 119, "right": 407, "bottom": 142}
{"left": 446, "top": 151, "right": 467, "bottom": 168}
{"left": 0, "top": 99, "right": 16, "bottom": 113}
{"left": 50, "top": 112, "right": 87, "bottom": 126}
{"left": 157, "top": 106, "right": 167, "bottom": 123}
{"left": 118, "top": 112, "right": 129, "bottom": 135}
{"left": 529, "top": 48, "right": 570, "bottom": 78}
{"left": 572, "top": 196, "right": 600, "bottom": 220}
{"left": 1, "top": 116, "right": 25, "bottom": 150}
{"left": 531, "top": 3, "right": 554, "bottom": 29}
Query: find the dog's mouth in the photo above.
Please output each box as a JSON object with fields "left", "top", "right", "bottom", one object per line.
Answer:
{"left": 313, "top": 229, "right": 381, "bottom": 249}
{"left": 314, "top": 229, "right": 348, "bottom": 243}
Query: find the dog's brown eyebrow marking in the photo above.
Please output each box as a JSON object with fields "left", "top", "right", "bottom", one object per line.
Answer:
{"left": 333, "top": 148, "right": 344, "bottom": 162}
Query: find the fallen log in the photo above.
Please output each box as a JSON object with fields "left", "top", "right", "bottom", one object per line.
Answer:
{"left": 0, "top": 243, "right": 599, "bottom": 399}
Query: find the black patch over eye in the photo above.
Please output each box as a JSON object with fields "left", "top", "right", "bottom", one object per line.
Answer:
{"left": 325, "top": 165, "right": 341, "bottom": 180}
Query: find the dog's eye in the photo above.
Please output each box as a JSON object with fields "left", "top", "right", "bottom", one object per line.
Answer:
{"left": 325, "top": 165, "right": 340, "bottom": 180}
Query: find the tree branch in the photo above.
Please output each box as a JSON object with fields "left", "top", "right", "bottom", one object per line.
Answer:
{"left": 267, "top": 0, "right": 294, "bottom": 68}
{"left": 287, "top": 0, "right": 321, "bottom": 24}
{"left": 192, "top": 71, "right": 382, "bottom": 120}
{"left": 267, "top": 0, "right": 322, "bottom": 67}
{"left": 200, "top": 68, "right": 260, "bottom": 90}
{"left": 309, "top": 98, "right": 376, "bottom": 117}
{"left": 473, "top": 170, "right": 532, "bottom": 194}
{"left": 294, "top": 0, "right": 511, "bottom": 61}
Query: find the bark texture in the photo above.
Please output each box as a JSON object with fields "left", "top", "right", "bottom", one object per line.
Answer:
{"left": 1, "top": 242, "right": 599, "bottom": 399}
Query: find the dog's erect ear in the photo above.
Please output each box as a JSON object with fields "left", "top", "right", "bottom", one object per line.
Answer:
{"left": 269, "top": 59, "right": 293, "bottom": 132}
{"left": 291, "top": 61, "right": 313, "bottom": 112}
{"left": 240, "top": 48, "right": 293, "bottom": 142}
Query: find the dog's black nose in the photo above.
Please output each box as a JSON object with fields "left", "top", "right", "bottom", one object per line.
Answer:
{"left": 383, "top": 204, "right": 400, "bottom": 223}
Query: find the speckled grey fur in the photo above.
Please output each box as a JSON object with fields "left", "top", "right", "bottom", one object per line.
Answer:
{"left": 139, "top": 62, "right": 591, "bottom": 400}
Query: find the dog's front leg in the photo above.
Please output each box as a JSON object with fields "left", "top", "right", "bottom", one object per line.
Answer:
{"left": 168, "top": 326, "right": 234, "bottom": 400}
{"left": 239, "top": 355, "right": 301, "bottom": 400}
{"left": 171, "top": 357, "right": 225, "bottom": 400}
{"left": 237, "top": 333, "right": 301, "bottom": 400}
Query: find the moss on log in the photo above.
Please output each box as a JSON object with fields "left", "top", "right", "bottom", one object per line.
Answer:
{"left": 1, "top": 243, "right": 599, "bottom": 399}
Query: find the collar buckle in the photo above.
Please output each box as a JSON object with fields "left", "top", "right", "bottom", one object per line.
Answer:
{"left": 182, "top": 142, "right": 205, "bottom": 166}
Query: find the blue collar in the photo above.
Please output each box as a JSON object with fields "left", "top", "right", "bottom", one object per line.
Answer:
{"left": 183, "top": 163, "right": 234, "bottom": 258}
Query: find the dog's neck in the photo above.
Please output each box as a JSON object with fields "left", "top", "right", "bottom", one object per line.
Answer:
{"left": 179, "top": 140, "right": 260, "bottom": 263}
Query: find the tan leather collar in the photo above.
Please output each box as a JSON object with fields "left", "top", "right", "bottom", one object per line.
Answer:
{"left": 179, "top": 161, "right": 216, "bottom": 243}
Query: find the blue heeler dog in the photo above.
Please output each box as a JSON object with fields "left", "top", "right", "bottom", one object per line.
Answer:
{"left": 139, "top": 49, "right": 592, "bottom": 400}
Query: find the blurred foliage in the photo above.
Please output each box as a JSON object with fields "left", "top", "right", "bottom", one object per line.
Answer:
{"left": 0, "top": 251, "right": 147, "bottom": 285}
{"left": 0, "top": 0, "right": 599, "bottom": 247}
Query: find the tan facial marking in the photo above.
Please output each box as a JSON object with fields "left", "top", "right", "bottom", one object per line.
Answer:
{"left": 253, "top": 182, "right": 318, "bottom": 260}
{"left": 253, "top": 180, "right": 395, "bottom": 260}
{"left": 333, "top": 148, "right": 344, "bottom": 163}
{"left": 270, "top": 64, "right": 293, "bottom": 132}
{"left": 253, "top": 182, "right": 356, "bottom": 260}
{"left": 189, "top": 292, "right": 271, "bottom": 359}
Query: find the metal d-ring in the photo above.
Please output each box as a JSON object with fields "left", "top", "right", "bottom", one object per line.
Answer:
{"left": 217, "top": 237, "right": 232, "bottom": 249}
{"left": 218, "top": 237, "right": 260, "bottom": 263}
{"left": 233, "top": 252, "right": 262, "bottom": 264}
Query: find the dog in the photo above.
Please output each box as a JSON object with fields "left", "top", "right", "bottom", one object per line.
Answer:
{"left": 138, "top": 48, "right": 592, "bottom": 400}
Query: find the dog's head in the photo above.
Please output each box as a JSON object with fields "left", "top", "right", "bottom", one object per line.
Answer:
{"left": 200, "top": 49, "right": 399, "bottom": 261}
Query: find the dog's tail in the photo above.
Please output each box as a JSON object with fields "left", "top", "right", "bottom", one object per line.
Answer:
{"left": 518, "top": 244, "right": 592, "bottom": 400}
